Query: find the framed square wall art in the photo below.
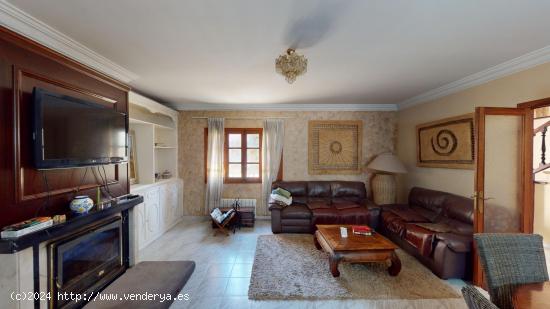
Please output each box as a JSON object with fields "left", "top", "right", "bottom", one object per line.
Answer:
{"left": 416, "top": 114, "right": 475, "bottom": 169}
{"left": 308, "top": 120, "right": 363, "bottom": 174}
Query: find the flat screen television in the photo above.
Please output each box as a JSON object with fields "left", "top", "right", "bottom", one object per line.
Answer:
{"left": 32, "top": 88, "right": 127, "bottom": 169}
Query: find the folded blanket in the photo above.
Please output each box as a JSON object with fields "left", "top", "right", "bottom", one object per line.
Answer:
{"left": 270, "top": 193, "right": 293, "bottom": 206}
{"left": 272, "top": 187, "right": 291, "bottom": 199}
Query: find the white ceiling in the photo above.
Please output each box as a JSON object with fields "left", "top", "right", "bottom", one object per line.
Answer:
{"left": 7, "top": 0, "right": 550, "bottom": 108}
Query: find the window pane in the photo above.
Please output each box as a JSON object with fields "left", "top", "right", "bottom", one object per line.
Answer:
{"left": 247, "top": 134, "right": 259, "bottom": 148}
{"left": 229, "top": 149, "right": 241, "bottom": 162}
{"left": 228, "top": 134, "right": 241, "bottom": 147}
{"left": 247, "top": 149, "right": 259, "bottom": 163}
{"left": 247, "top": 164, "right": 259, "bottom": 178}
{"left": 228, "top": 164, "right": 242, "bottom": 178}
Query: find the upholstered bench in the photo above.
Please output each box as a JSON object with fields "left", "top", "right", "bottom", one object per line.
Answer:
{"left": 85, "top": 261, "right": 195, "bottom": 309}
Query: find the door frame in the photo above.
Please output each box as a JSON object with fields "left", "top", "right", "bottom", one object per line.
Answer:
{"left": 473, "top": 107, "right": 533, "bottom": 285}
{"left": 517, "top": 97, "right": 550, "bottom": 233}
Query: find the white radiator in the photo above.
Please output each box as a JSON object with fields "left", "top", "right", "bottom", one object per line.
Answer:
{"left": 220, "top": 198, "right": 256, "bottom": 208}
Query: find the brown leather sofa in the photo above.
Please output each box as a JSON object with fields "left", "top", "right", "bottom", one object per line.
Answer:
{"left": 268, "top": 181, "right": 380, "bottom": 233}
{"left": 379, "top": 187, "right": 474, "bottom": 279}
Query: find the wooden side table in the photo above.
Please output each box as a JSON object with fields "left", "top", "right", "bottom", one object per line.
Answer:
{"left": 236, "top": 207, "right": 255, "bottom": 227}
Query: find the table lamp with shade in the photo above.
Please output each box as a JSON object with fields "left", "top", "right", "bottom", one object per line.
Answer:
{"left": 367, "top": 152, "right": 407, "bottom": 205}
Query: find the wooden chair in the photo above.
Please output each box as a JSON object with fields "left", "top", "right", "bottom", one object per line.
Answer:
{"left": 212, "top": 211, "right": 235, "bottom": 236}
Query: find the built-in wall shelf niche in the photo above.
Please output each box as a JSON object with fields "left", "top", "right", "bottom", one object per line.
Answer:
{"left": 128, "top": 92, "right": 179, "bottom": 189}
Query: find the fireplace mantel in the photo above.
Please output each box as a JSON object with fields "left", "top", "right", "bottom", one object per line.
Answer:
{"left": 0, "top": 194, "right": 143, "bottom": 309}
{"left": 0, "top": 195, "right": 143, "bottom": 254}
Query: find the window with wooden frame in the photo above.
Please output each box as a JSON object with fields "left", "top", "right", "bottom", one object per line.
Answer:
{"left": 225, "top": 128, "right": 262, "bottom": 183}
{"left": 204, "top": 128, "right": 283, "bottom": 184}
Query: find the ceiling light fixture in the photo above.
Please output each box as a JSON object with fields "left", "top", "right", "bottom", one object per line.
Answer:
{"left": 275, "top": 48, "right": 307, "bottom": 84}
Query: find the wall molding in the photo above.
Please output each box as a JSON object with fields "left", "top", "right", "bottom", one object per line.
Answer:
{"left": 0, "top": 0, "right": 138, "bottom": 84}
{"left": 398, "top": 44, "right": 550, "bottom": 110}
{"left": 172, "top": 102, "right": 398, "bottom": 112}
{"left": 6, "top": 0, "right": 550, "bottom": 110}
{"left": 129, "top": 91, "right": 179, "bottom": 123}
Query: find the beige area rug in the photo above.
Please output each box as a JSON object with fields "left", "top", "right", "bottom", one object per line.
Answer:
{"left": 248, "top": 234, "right": 461, "bottom": 300}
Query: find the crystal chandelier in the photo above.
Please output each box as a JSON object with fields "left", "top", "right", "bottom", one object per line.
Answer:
{"left": 275, "top": 48, "right": 308, "bottom": 84}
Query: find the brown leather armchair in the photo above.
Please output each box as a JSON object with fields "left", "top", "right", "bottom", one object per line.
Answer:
{"left": 378, "top": 187, "right": 474, "bottom": 280}
{"left": 268, "top": 181, "right": 380, "bottom": 234}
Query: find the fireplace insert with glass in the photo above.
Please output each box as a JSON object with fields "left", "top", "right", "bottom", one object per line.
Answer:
{"left": 48, "top": 217, "right": 125, "bottom": 309}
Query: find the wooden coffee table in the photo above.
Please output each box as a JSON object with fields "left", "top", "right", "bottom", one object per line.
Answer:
{"left": 314, "top": 224, "right": 401, "bottom": 277}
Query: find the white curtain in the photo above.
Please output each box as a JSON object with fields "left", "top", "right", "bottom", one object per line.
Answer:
{"left": 205, "top": 118, "right": 224, "bottom": 213}
{"left": 262, "top": 119, "right": 285, "bottom": 215}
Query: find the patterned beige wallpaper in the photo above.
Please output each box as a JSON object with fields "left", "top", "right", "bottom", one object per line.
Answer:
{"left": 179, "top": 110, "right": 397, "bottom": 216}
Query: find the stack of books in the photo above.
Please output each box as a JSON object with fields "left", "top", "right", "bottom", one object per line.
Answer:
{"left": 1, "top": 217, "right": 53, "bottom": 239}
{"left": 352, "top": 225, "right": 373, "bottom": 236}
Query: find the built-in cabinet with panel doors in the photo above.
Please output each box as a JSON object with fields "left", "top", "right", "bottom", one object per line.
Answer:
{"left": 131, "top": 179, "right": 183, "bottom": 255}
{"left": 127, "top": 91, "right": 183, "bottom": 264}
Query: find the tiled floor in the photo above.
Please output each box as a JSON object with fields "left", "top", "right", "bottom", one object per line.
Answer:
{"left": 140, "top": 218, "right": 468, "bottom": 309}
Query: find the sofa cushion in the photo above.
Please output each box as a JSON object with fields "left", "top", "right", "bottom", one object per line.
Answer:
{"left": 380, "top": 203, "right": 409, "bottom": 211}
{"left": 437, "top": 217, "right": 473, "bottom": 236}
{"left": 311, "top": 208, "right": 340, "bottom": 225}
{"left": 280, "top": 204, "right": 311, "bottom": 220}
{"left": 381, "top": 211, "right": 407, "bottom": 237}
{"left": 443, "top": 194, "right": 474, "bottom": 225}
{"left": 280, "top": 218, "right": 310, "bottom": 226}
{"left": 410, "top": 205, "right": 441, "bottom": 222}
{"left": 271, "top": 181, "right": 307, "bottom": 197}
{"left": 409, "top": 187, "right": 447, "bottom": 214}
{"left": 337, "top": 207, "right": 371, "bottom": 225}
{"left": 306, "top": 198, "right": 331, "bottom": 209}
{"left": 404, "top": 224, "right": 435, "bottom": 257}
{"left": 331, "top": 181, "right": 366, "bottom": 199}
{"left": 307, "top": 181, "right": 331, "bottom": 198}
{"left": 332, "top": 200, "right": 361, "bottom": 210}
{"left": 388, "top": 206, "right": 430, "bottom": 223}
{"left": 435, "top": 233, "right": 472, "bottom": 253}
{"left": 414, "top": 222, "right": 453, "bottom": 233}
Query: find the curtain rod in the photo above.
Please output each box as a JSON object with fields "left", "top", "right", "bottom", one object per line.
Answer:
{"left": 191, "top": 116, "right": 294, "bottom": 120}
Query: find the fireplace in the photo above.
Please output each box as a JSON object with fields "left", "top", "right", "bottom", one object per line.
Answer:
{"left": 48, "top": 217, "right": 125, "bottom": 308}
